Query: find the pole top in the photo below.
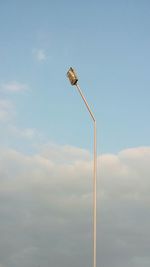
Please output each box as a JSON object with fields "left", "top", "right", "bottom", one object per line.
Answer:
{"left": 67, "top": 67, "right": 78, "bottom": 85}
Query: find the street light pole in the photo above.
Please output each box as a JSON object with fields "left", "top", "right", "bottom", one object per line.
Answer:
{"left": 67, "top": 67, "right": 97, "bottom": 267}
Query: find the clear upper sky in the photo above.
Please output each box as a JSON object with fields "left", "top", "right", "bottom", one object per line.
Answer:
{"left": 0, "top": 0, "right": 150, "bottom": 153}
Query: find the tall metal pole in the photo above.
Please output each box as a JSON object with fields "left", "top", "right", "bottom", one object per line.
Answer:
{"left": 76, "top": 83, "right": 97, "bottom": 267}
{"left": 66, "top": 68, "right": 97, "bottom": 267}
{"left": 93, "top": 120, "right": 97, "bottom": 267}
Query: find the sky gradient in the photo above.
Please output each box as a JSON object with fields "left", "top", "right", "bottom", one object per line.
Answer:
{"left": 0, "top": 1, "right": 150, "bottom": 267}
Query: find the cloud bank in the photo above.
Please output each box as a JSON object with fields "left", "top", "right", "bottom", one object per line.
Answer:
{"left": 0, "top": 145, "right": 150, "bottom": 267}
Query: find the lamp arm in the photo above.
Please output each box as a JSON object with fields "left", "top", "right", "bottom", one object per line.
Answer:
{"left": 75, "top": 83, "right": 96, "bottom": 123}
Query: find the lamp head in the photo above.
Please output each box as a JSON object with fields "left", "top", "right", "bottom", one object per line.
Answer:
{"left": 67, "top": 67, "right": 78, "bottom": 85}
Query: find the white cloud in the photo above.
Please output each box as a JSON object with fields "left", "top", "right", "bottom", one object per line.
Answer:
{"left": 0, "top": 81, "right": 28, "bottom": 92}
{"left": 0, "top": 99, "right": 14, "bottom": 121}
{"left": 0, "top": 145, "right": 150, "bottom": 267}
{"left": 100, "top": 146, "right": 150, "bottom": 201}
{"left": 9, "top": 125, "right": 42, "bottom": 140}
{"left": 39, "top": 143, "right": 91, "bottom": 163}
{"left": 33, "top": 49, "right": 47, "bottom": 61}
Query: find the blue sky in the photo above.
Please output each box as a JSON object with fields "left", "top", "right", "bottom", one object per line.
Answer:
{"left": 0, "top": 1, "right": 150, "bottom": 267}
{"left": 0, "top": 0, "right": 150, "bottom": 154}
